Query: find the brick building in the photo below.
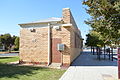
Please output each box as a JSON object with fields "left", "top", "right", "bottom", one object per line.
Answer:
{"left": 19, "top": 8, "right": 83, "bottom": 67}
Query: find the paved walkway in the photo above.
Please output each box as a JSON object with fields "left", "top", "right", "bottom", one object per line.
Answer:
{"left": 0, "top": 53, "right": 18, "bottom": 57}
{"left": 60, "top": 50, "right": 118, "bottom": 80}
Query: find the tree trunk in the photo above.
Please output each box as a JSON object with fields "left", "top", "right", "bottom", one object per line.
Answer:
{"left": 111, "top": 47, "right": 113, "bottom": 61}
{"left": 8, "top": 46, "right": 11, "bottom": 53}
{"left": 98, "top": 47, "right": 101, "bottom": 60}
{"left": 96, "top": 47, "right": 99, "bottom": 59}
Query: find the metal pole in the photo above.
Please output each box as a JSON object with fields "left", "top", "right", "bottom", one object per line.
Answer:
{"left": 109, "top": 48, "right": 110, "bottom": 60}
{"left": 97, "top": 47, "right": 98, "bottom": 59}
{"left": 117, "top": 48, "right": 120, "bottom": 79}
{"left": 104, "top": 45, "right": 106, "bottom": 59}
{"left": 98, "top": 47, "right": 100, "bottom": 60}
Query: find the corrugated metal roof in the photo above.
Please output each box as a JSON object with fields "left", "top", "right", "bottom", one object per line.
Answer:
{"left": 19, "top": 17, "right": 62, "bottom": 25}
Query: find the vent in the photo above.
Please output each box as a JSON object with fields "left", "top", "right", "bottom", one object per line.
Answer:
{"left": 53, "top": 26, "right": 60, "bottom": 30}
{"left": 30, "top": 28, "right": 36, "bottom": 32}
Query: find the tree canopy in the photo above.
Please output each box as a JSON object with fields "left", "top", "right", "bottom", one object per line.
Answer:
{"left": 83, "top": 0, "right": 120, "bottom": 46}
{"left": 0, "top": 34, "right": 19, "bottom": 51}
{"left": 85, "top": 30, "right": 104, "bottom": 47}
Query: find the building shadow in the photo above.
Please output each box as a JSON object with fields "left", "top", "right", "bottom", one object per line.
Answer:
{"left": 71, "top": 51, "right": 117, "bottom": 66}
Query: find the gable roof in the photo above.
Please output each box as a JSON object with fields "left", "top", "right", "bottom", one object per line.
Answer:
{"left": 19, "top": 17, "right": 62, "bottom": 25}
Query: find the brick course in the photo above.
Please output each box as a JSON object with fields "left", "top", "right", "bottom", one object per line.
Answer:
{"left": 19, "top": 27, "right": 48, "bottom": 63}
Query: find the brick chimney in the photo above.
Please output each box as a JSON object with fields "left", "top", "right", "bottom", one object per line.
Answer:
{"left": 62, "top": 8, "right": 72, "bottom": 24}
{"left": 62, "top": 8, "right": 79, "bottom": 32}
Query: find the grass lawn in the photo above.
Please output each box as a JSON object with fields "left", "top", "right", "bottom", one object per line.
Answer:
{"left": 0, "top": 57, "right": 65, "bottom": 80}
{"left": 0, "top": 56, "right": 19, "bottom": 63}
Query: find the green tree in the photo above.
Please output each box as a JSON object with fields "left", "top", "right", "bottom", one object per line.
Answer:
{"left": 0, "top": 42, "right": 2, "bottom": 47}
{"left": 12, "top": 35, "right": 17, "bottom": 45}
{"left": 14, "top": 37, "right": 19, "bottom": 51}
{"left": 85, "top": 30, "right": 104, "bottom": 54}
{"left": 83, "top": 0, "right": 120, "bottom": 46}
{"left": 86, "top": 30, "right": 104, "bottom": 47}
{"left": 1, "top": 34, "right": 12, "bottom": 51}
{"left": 0, "top": 34, "right": 19, "bottom": 51}
{"left": 0, "top": 35, "right": 5, "bottom": 45}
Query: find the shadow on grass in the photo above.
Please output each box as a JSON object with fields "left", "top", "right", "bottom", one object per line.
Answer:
{"left": 0, "top": 63, "right": 48, "bottom": 79}
{"left": 0, "top": 57, "right": 15, "bottom": 59}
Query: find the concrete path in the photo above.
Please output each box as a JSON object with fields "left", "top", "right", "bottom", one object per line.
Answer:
{"left": 60, "top": 50, "right": 118, "bottom": 80}
{"left": 0, "top": 53, "right": 18, "bottom": 57}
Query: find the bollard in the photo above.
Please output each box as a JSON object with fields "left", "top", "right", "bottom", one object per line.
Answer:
{"left": 117, "top": 48, "right": 120, "bottom": 79}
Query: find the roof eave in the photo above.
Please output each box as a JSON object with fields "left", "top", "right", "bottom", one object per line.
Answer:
{"left": 18, "top": 21, "right": 63, "bottom": 26}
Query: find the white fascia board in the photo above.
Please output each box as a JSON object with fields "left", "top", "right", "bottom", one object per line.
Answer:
{"left": 19, "top": 21, "right": 63, "bottom": 28}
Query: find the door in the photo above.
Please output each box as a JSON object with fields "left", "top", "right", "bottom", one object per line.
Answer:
{"left": 52, "top": 38, "right": 61, "bottom": 63}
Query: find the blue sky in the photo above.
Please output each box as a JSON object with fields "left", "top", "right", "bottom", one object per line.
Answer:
{"left": 0, "top": 0, "right": 91, "bottom": 44}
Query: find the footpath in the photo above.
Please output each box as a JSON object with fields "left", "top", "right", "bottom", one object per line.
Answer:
{"left": 60, "top": 50, "right": 118, "bottom": 80}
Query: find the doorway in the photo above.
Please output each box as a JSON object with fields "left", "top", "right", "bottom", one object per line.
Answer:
{"left": 52, "top": 38, "right": 61, "bottom": 63}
